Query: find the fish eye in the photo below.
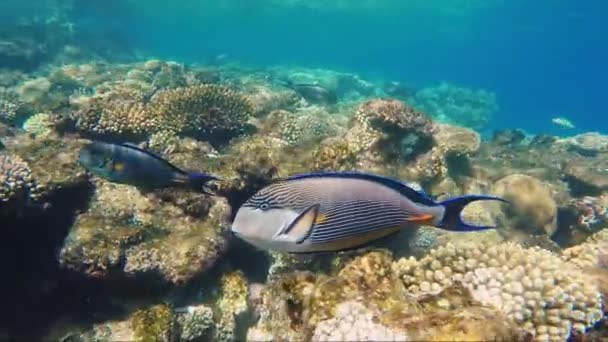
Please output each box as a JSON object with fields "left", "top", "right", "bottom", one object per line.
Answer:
{"left": 259, "top": 202, "right": 270, "bottom": 210}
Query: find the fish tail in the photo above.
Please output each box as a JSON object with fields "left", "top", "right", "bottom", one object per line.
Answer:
{"left": 178, "top": 172, "right": 221, "bottom": 195}
{"left": 437, "top": 195, "right": 509, "bottom": 231}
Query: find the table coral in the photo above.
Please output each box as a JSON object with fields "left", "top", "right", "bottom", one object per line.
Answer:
{"left": 149, "top": 84, "right": 254, "bottom": 141}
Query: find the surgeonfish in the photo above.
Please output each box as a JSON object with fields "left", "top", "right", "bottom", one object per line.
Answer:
{"left": 78, "top": 141, "right": 219, "bottom": 193}
{"left": 231, "top": 172, "right": 508, "bottom": 253}
{"left": 283, "top": 80, "right": 337, "bottom": 105}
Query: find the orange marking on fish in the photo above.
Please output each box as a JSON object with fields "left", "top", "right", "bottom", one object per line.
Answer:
{"left": 113, "top": 162, "right": 125, "bottom": 172}
{"left": 405, "top": 214, "right": 434, "bottom": 224}
{"left": 314, "top": 213, "right": 329, "bottom": 225}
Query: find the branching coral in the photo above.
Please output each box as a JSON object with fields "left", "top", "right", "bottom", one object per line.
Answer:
{"left": 393, "top": 242, "right": 603, "bottom": 340}
{"left": 74, "top": 94, "right": 155, "bottom": 137}
{"left": 0, "top": 87, "right": 23, "bottom": 123}
{"left": 0, "top": 153, "right": 40, "bottom": 205}
{"left": 149, "top": 84, "right": 254, "bottom": 139}
{"left": 410, "top": 82, "right": 498, "bottom": 130}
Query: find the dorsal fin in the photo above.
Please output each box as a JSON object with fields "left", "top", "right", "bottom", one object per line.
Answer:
{"left": 284, "top": 171, "right": 436, "bottom": 205}
{"left": 119, "top": 142, "right": 186, "bottom": 174}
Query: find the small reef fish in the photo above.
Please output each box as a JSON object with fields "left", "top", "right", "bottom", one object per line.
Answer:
{"left": 231, "top": 172, "right": 508, "bottom": 253}
{"left": 552, "top": 117, "right": 575, "bottom": 129}
{"left": 283, "top": 80, "right": 337, "bottom": 105}
{"left": 78, "top": 141, "right": 220, "bottom": 193}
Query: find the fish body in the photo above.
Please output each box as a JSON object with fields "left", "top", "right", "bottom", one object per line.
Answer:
{"left": 552, "top": 117, "right": 575, "bottom": 129}
{"left": 231, "top": 172, "right": 507, "bottom": 253}
{"left": 284, "top": 81, "right": 337, "bottom": 104}
{"left": 79, "top": 141, "right": 219, "bottom": 193}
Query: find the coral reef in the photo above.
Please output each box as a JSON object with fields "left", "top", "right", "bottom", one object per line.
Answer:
{"left": 0, "top": 153, "right": 39, "bottom": 207}
{"left": 149, "top": 84, "right": 254, "bottom": 144}
{"left": 312, "top": 301, "right": 408, "bottom": 341}
{"left": 60, "top": 179, "right": 230, "bottom": 285}
{"left": 491, "top": 174, "right": 558, "bottom": 236}
{"left": 22, "top": 113, "right": 56, "bottom": 137}
{"left": 394, "top": 242, "right": 603, "bottom": 340}
{"left": 410, "top": 82, "right": 498, "bottom": 130}
{"left": 0, "top": 86, "right": 24, "bottom": 123}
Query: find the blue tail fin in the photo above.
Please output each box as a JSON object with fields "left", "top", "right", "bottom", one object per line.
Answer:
{"left": 437, "top": 195, "right": 509, "bottom": 231}
{"left": 187, "top": 172, "right": 221, "bottom": 195}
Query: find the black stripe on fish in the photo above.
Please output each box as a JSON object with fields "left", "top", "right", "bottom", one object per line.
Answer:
{"left": 309, "top": 201, "right": 409, "bottom": 244}
{"left": 284, "top": 171, "right": 436, "bottom": 205}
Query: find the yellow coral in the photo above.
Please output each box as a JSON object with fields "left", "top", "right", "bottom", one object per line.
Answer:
{"left": 131, "top": 304, "right": 174, "bottom": 342}
{"left": 23, "top": 113, "right": 55, "bottom": 137}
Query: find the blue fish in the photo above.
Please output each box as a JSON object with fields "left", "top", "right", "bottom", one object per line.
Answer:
{"left": 231, "top": 171, "right": 508, "bottom": 253}
{"left": 79, "top": 141, "right": 219, "bottom": 194}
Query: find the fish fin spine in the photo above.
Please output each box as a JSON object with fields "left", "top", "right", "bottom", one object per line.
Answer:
{"left": 281, "top": 203, "right": 319, "bottom": 244}
{"left": 437, "top": 195, "right": 509, "bottom": 231}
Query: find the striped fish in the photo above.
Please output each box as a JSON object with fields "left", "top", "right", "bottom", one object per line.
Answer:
{"left": 230, "top": 171, "right": 508, "bottom": 253}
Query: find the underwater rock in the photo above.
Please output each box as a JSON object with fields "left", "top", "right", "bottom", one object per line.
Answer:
{"left": 382, "top": 81, "right": 412, "bottom": 99}
{"left": 409, "top": 82, "right": 498, "bottom": 131}
{"left": 492, "top": 128, "right": 527, "bottom": 146}
{"left": 312, "top": 301, "right": 408, "bottom": 341}
{"left": 394, "top": 241, "right": 603, "bottom": 340}
{"left": 556, "top": 196, "right": 608, "bottom": 246}
{"left": 491, "top": 174, "right": 558, "bottom": 236}
{"left": 246, "top": 84, "right": 301, "bottom": 117}
{"left": 175, "top": 304, "right": 215, "bottom": 341}
{"left": 559, "top": 132, "right": 608, "bottom": 157}
{"left": 5, "top": 135, "right": 88, "bottom": 205}
{"left": 563, "top": 158, "right": 608, "bottom": 196}
{"left": 59, "top": 180, "right": 230, "bottom": 285}
{"left": 261, "top": 108, "right": 339, "bottom": 146}
{"left": 213, "top": 270, "right": 249, "bottom": 341}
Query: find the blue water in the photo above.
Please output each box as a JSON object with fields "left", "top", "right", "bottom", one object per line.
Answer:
{"left": 29, "top": 1, "right": 608, "bottom": 135}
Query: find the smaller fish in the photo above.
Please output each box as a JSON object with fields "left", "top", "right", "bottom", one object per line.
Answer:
{"left": 79, "top": 141, "right": 219, "bottom": 194}
{"left": 283, "top": 80, "right": 337, "bottom": 105}
{"left": 552, "top": 117, "right": 575, "bottom": 129}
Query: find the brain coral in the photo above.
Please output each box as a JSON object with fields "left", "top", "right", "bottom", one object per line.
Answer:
{"left": 393, "top": 242, "right": 603, "bottom": 340}
{"left": 149, "top": 84, "right": 254, "bottom": 138}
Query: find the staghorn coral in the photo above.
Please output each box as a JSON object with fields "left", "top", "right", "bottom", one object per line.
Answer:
{"left": 393, "top": 242, "right": 603, "bottom": 340}
{"left": 491, "top": 174, "right": 558, "bottom": 236}
{"left": 149, "top": 84, "right": 253, "bottom": 142}
{"left": 312, "top": 301, "right": 408, "bottom": 341}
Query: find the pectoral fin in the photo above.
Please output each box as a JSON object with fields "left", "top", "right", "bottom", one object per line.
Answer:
{"left": 278, "top": 203, "right": 320, "bottom": 244}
